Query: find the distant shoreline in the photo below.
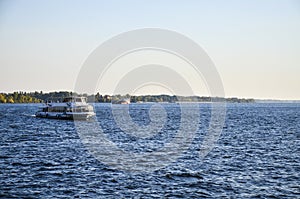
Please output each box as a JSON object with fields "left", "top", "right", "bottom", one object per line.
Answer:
{"left": 0, "top": 91, "right": 298, "bottom": 104}
{"left": 0, "top": 91, "right": 256, "bottom": 104}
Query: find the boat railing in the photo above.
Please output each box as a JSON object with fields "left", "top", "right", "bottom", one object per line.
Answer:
{"left": 45, "top": 96, "right": 87, "bottom": 104}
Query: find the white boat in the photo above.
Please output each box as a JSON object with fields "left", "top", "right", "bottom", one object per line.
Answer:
{"left": 35, "top": 97, "right": 95, "bottom": 120}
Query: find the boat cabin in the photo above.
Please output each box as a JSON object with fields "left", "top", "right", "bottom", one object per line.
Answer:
{"left": 62, "top": 97, "right": 87, "bottom": 103}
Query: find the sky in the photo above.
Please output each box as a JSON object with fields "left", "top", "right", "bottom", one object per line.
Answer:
{"left": 0, "top": 0, "right": 299, "bottom": 100}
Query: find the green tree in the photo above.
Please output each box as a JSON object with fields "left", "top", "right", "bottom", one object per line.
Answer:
{"left": 0, "top": 94, "right": 7, "bottom": 103}
{"left": 7, "top": 96, "right": 14, "bottom": 103}
{"left": 13, "top": 92, "right": 18, "bottom": 101}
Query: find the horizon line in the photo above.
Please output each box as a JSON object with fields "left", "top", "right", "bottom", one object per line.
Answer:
{"left": 1, "top": 90, "right": 299, "bottom": 101}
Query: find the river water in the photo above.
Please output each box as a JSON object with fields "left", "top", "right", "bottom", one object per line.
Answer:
{"left": 0, "top": 103, "right": 299, "bottom": 198}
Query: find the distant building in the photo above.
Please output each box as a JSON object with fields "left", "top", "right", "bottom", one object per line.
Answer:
{"left": 112, "top": 98, "right": 130, "bottom": 104}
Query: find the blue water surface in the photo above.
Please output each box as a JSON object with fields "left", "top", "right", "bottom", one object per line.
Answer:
{"left": 0, "top": 103, "right": 299, "bottom": 198}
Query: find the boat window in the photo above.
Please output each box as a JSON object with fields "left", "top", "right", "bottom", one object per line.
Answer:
{"left": 72, "top": 106, "right": 91, "bottom": 112}
{"left": 48, "top": 107, "right": 65, "bottom": 112}
{"left": 73, "top": 108, "right": 81, "bottom": 112}
{"left": 63, "top": 98, "right": 72, "bottom": 102}
{"left": 76, "top": 98, "right": 82, "bottom": 102}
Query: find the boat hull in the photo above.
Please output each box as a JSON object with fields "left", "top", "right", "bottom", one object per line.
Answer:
{"left": 35, "top": 112, "right": 95, "bottom": 120}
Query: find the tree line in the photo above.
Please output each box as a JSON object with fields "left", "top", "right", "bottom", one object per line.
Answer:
{"left": 0, "top": 92, "right": 42, "bottom": 103}
{"left": 0, "top": 91, "right": 255, "bottom": 103}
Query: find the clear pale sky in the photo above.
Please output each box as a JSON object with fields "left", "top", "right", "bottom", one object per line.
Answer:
{"left": 0, "top": 0, "right": 299, "bottom": 100}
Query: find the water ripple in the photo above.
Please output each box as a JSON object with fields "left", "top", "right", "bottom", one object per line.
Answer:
{"left": 0, "top": 103, "right": 299, "bottom": 198}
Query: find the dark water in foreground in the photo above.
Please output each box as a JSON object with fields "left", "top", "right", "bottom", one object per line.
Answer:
{"left": 0, "top": 103, "right": 299, "bottom": 198}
